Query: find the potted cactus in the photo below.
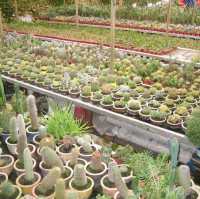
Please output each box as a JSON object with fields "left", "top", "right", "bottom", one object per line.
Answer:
{"left": 40, "top": 147, "right": 73, "bottom": 185}
{"left": 69, "top": 164, "right": 94, "bottom": 199}
{"left": 150, "top": 111, "right": 166, "bottom": 126}
{"left": 167, "top": 114, "right": 182, "bottom": 130}
{"left": 91, "top": 91, "right": 103, "bottom": 105}
{"left": 85, "top": 151, "right": 107, "bottom": 188}
{"left": 113, "top": 100, "right": 126, "bottom": 114}
{"left": 57, "top": 136, "right": 80, "bottom": 161}
{"left": 159, "top": 104, "right": 171, "bottom": 116}
{"left": 164, "top": 99, "right": 175, "bottom": 110}
{"left": 175, "top": 106, "right": 189, "bottom": 119}
{"left": 167, "top": 88, "right": 180, "bottom": 102}
{"left": 127, "top": 100, "right": 141, "bottom": 116}
{"left": 112, "top": 91, "right": 124, "bottom": 101}
{"left": 154, "top": 91, "right": 166, "bottom": 102}
{"left": 0, "top": 172, "right": 8, "bottom": 184}
{"left": 148, "top": 100, "right": 160, "bottom": 110}
{"left": 26, "top": 95, "right": 40, "bottom": 142}
{"left": 139, "top": 106, "right": 151, "bottom": 122}
{"left": 16, "top": 148, "right": 41, "bottom": 195}
{"left": 66, "top": 147, "right": 87, "bottom": 169}
{"left": 69, "top": 81, "right": 80, "bottom": 98}
{"left": 0, "top": 148, "right": 14, "bottom": 176}
{"left": 81, "top": 85, "right": 92, "bottom": 102}
{"left": 5, "top": 116, "right": 18, "bottom": 155}
{"left": 0, "top": 181, "right": 22, "bottom": 199}
{"left": 32, "top": 167, "right": 61, "bottom": 199}
{"left": 100, "top": 95, "right": 113, "bottom": 110}
{"left": 185, "top": 96, "right": 197, "bottom": 107}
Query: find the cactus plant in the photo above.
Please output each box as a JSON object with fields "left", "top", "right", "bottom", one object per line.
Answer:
{"left": 37, "top": 167, "right": 61, "bottom": 196}
{"left": 177, "top": 165, "right": 191, "bottom": 191}
{"left": 27, "top": 95, "right": 39, "bottom": 131}
{"left": 66, "top": 190, "right": 79, "bottom": 199}
{"left": 62, "top": 136, "right": 75, "bottom": 151}
{"left": 78, "top": 138, "right": 93, "bottom": 154}
{"left": 69, "top": 147, "right": 80, "bottom": 167}
{"left": 55, "top": 178, "right": 66, "bottom": 199}
{"left": 107, "top": 162, "right": 116, "bottom": 184}
{"left": 0, "top": 181, "right": 19, "bottom": 198}
{"left": 39, "top": 136, "right": 55, "bottom": 149}
{"left": 38, "top": 126, "right": 47, "bottom": 140}
{"left": 89, "top": 151, "right": 104, "bottom": 172}
{"left": 9, "top": 116, "right": 18, "bottom": 143}
{"left": 0, "top": 76, "right": 6, "bottom": 110}
{"left": 23, "top": 148, "right": 35, "bottom": 183}
{"left": 17, "top": 114, "right": 26, "bottom": 136}
{"left": 73, "top": 164, "right": 88, "bottom": 188}
{"left": 41, "top": 147, "right": 64, "bottom": 173}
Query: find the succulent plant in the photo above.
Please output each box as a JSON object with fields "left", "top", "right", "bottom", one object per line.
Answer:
{"left": 27, "top": 95, "right": 39, "bottom": 131}
{"left": 73, "top": 164, "right": 88, "bottom": 188}
{"left": 149, "top": 100, "right": 160, "bottom": 108}
{"left": 107, "top": 162, "right": 116, "bottom": 183}
{"left": 128, "top": 81, "right": 136, "bottom": 89}
{"left": 141, "top": 107, "right": 151, "bottom": 115}
{"left": 114, "top": 100, "right": 126, "bottom": 108}
{"left": 102, "top": 95, "right": 113, "bottom": 105}
{"left": 154, "top": 91, "right": 165, "bottom": 101}
{"left": 0, "top": 76, "right": 6, "bottom": 110}
{"left": 167, "top": 114, "right": 181, "bottom": 124}
{"left": 66, "top": 190, "right": 79, "bottom": 199}
{"left": 23, "top": 147, "right": 35, "bottom": 183}
{"left": 39, "top": 136, "right": 55, "bottom": 149}
{"left": 0, "top": 181, "right": 17, "bottom": 198}
{"left": 78, "top": 138, "right": 93, "bottom": 154}
{"left": 89, "top": 151, "right": 104, "bottom": 172}
{"left": 150, "top": 111, "right": 166, "bottom": 121}
{"left": 176, "top": 106, "right": 188, "bottom": 116}
{"left": 37, "top": 167, "right": 61, "bottom": 195}
{"left": 9, "top": 116, "right": 18, "bottom": 143}
{"left": 38, "top": 126, "right": 47, "bottom": 140}
{"left": 185, "top": 96, "right": 195, "bottom": 103}
{"left": 101, "top": 84, "right": 113, "bottom": 95}
{"left": 93, "top": 91, "right": 103, "bottom": 100}
{"left": 177, "top": 165, "right": 191, "bottom": 191}
{"left": 81, "top": 85, "right": 91, "bottom": 97}
{"left": 41, "top": 147, "right": 65, "bottom": 173}
{"left": 17, "top": 114, "right": 26, "bottom": 136}
{"left": 159, "top": 105, "right": 170, "bottom": 114}
{"left": 168, "top": 88, "right": 178, "bottom": 100}
{"left": 69, "top": 147, "right": 80, "bottom": 167}
{"left": 127, "top": 100, "right": 140, "bottom": 110}
{"left": 55, "top": 178, "right": 66, "bottom": 199}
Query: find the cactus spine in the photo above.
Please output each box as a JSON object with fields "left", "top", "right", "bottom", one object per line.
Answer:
{"left": 177, "top": 165, "right": 191, "bottom": 191}
{"left": 24, "top": 147, "right": 34, "bottom": 183}
{"left": 9, "top": 116, "right": 18, "bottom": 143}
{"left": 169, "top": 137, "right": 180, "bottom": 190}
{"left": 73, "top": 164, "right": 88, "bottom": 188}
{"left": 90, "top": 151, "right": 103, "bottom": 172}
{"left": 27, "top": 95, "right": 39, "bottom": 131}
{"left": 41, "top": 147, "right": 64, "bottom": 173}
{"left": 38, "top": 167, "right": 61, "bottom": 195}
{"left": 55, "top": 178, "right": 66, "bottom": 199}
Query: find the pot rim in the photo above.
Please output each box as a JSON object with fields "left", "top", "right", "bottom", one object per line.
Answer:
{"left": 85, "top": 162, "right": 107, "bottom": 176}
{"left": 0, "top": 154, "right": 14, "bottom": 169}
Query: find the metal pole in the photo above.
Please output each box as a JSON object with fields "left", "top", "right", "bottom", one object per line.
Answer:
{"left": 111, "top": 0, "right": 116, "bottom": 67}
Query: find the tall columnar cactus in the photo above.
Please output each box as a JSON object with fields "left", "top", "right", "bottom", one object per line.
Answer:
{"left": 0, "top": 76, "right": 6, "bottom": 109}
{"left": 24, "top": 147, "right": 34, "bottom": 183}
{"left": 41, "top": 147, "right": 64, "bottom": 173}
{"left": 38, "top": 167, "right": 61, "bottom": 195}
{"left": 169, "top": 137, "right": 180, "bottom": 190}
{"left": 55, "top": 178, "right": 66, "bottom": 199}
{"left": 9, "top": 116, "right": 18, "bottom": 143}
{"left": 27, "top": 95, "right": 39, "bottom": 131}
{"left": 73, "top": 164, "right": 88, "bottom": 188}
{"left": 177, "top": 165, "right": 191, "bottom": 191}
{"left": 90, "top": 151, "right": 103, "bottom": 172}
{"left": 108, "top": 162, "right": 117, "bottom": 183}
{"left": 66, "top": 190, "right": 79, "bottom": 199}
{"left": 17, "top": 114, "right": 26, "bottom": 136}
{"left": 112, "top": 164, "right": 135, "bottom": 199}
{"left": 70, "top": 147, "right": 80, "bottom": 166}
{"left": 17, "top": 134, "right": 28, "bottom": 166}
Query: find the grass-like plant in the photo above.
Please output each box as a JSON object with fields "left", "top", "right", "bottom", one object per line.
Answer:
{"left": 47, "top": 104, "right": 89, "bottom": 140}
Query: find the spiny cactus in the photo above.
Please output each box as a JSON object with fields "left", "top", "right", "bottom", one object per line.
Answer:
{"left": 24, "top": 147, "right": 34, "bottom": 183}
{"left": 66, "top": 190, "right": 79, "bottom": 199}
{"left": 63, "top": 136, "right": 75, "bottom": 151}
{"left": 177, "top": 165, "right": 191, "bottom": 191}
{"left": 108, "top": 162, "right": 116, "bottom": 183}
{"left": 41, "top": 147, "right": 64, "bottom": 173}
{"left": 78, "top": 138, "right": 93, "bottom": 153}
{"left": 17, "top": 114, "right": 26, "bottom": 136}
{"left": 40, "top": 137, "right": 55, "bottom": 149}
{"left": 27, "top": 95, "right": 39, "bottom": 131}
{"left": 112, "top": 164, "right": 135, "bottom": 199}
{"left": 38, "top": 167, "right": 61, "bottom": 195}
{"left": 38, "top": 126, "right": 47, "bottom": 140}
{"left": 9, "top": 116, "right": 18, "bottom": 143}
{"left": 55, "top": 178, "right": 66, "bottom": 199}
{"left": 69, "top": 147, "right": 80, "bottom": 167}
{"left": 169, "top": 137, "right": 180, "bottom": 190}
{"left": 73, "top": 164, "right": 88, "bottom": 188}
{"left": 90, "top": 151, "right": 104, "bottom": 172}
{"left": 0, "top": 181, "right": 16, "bottom": 198}
{"left": 17, "top": 134, "right": 28, "bottom": 166}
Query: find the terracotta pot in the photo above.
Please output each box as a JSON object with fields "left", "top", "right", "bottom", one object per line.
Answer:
{"left": 57, "top": 144, "right": 80, "bottom": 161}
{"left": 167, "top": 119, "right": 182, "bottom": 130}
{"left": 112, "top": 104, "right": 126, "bottom": 114}
{"left": 0, "top": 172, "right": 8, "bottom": 184}
{"left": 16, "top": 172, "right": 41, "bottom": 195}
{"left": 15, "top": 144, "right": 36, "bottom": 159}
{"left": 150, "top": 117, "right": 166, "bottom": 126}
{"left": 66, "top": 158, "right": 87, "bottom": 169}
{"left": 0, "top": 154, "right": 14, "bottom": 176}
{"left": 85, "top": 162, "right": 107, "bottom": 189}
{"left": 79, "top": 145, "right": 97, "bottom": 161}
{"left": 101, "top": 175, "right": 117, "bottom": 198}
{"left": 14, "top": 158, "right": 36, "bottom": 177}
{"left": 5, "top": 136, "right": 17, "bottom": 155}
{"left": 69, "top": 176, "right": 94, "bottom": 199}
{"left": 100, "top": 101, "right": 113, "bottom": 110}
{"left": 80, "top": 94, "right": 91, "bottom": 102}
{"left": 127, "top": 106, "right": 141, "bottom": 117}
{"left": 32, "top": 183, "right": 54, "bottom": 199}
{"left": 139, "top": 110, "right": 150, "bottom": 122}
{"left": 26, "top": 125, "right": 39, "bottom": 143}
{"left": 69, "top": 89, "right": 80, "bottom": 98}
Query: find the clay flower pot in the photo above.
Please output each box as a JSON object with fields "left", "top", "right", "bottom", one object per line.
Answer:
{"left": 85, "top": 162, "right": 107, "bottom": 188}
{"left": 0, "top": 154, "right": 14, "bottom": 176}
{"left": 69, "top": 176, "right": 94, "bottom": 199}
{"left": 5, "top": 136, "right": 17, "bottom": 155}
{"left": 14, "top": 158, "right": 36, "bottom": 177}
{"left": 57, "top": 144, "right": 80, "bottom": 161}
{"left": 0, "top": 172, "right": 8, "bottom": 184}
{"left": 66, "top": 158, "right": 87, "bottom": 169}
{"left": 26, "top": 125, "right": 39, "bottom": 143}
{"left": 114, "top": 190, "right": 134, "bottom": 199}
{"left": 16, "top": 172, "right": 41, "bottom": 195}
{"left": 79, "top": 145, "right": 97, "bottom": 161}
{"left": 32, "top": 183, "right": 55, "bottom": 199}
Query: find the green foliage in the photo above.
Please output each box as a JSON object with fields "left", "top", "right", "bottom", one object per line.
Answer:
{"left": 0, "top": 111, "right": 14, "bottom": 132}
{"left": 47, "top": 105, "right": 89, "bottom": 140}
{"left": 0, "top": 181, "right": 16, "bottom": 198}
{"left": 186, "top": 108, "right": 200, "bottom": 146}
{"left": 0, "top": 0, "right": 14, "bottom": 21}
{"left": 0, "top": 76, "right": 6, "bottom": 109}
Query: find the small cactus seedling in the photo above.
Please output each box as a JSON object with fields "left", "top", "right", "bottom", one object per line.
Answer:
{"left": 112, "top": 164, "right": 135, "bottom": 199}
{"left": 9, "top": 116, "right": 18, "bottom": 143}
{"left": 0, "top": 181, "right": 16, "bottom": 198}
{"left": 37, "top": 167, "right": 61, "bottom": 196}
{"left": 73, "top": 164, "right": 88, "bottom": 188}
{"left": 27, "top": 95, "right": 39, "bottom": 131}
{"left": 89, "top": 151, "right": 104, "bottom": 172}
{"left": 55, "top": 178, "right": 66, "bottom": 199}
{"left": 177, "top": 165, "right": 191, "bottom": 191}
{"left": 69, "top": 147, "right": 80, "bottom": 167}
{"left": 41, "top": 147, "right": 64, "bottom": 173}
{"left": 23, "top": 147, "right": 35, "bottom": 183}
